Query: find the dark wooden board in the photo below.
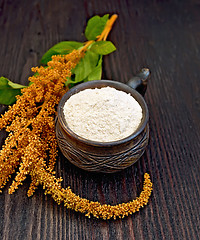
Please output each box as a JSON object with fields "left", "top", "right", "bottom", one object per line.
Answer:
{"left": 0, "top": 0, "right": 199, "bottom": 239}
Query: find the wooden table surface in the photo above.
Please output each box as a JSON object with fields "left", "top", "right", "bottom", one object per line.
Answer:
{"left": 0, "top": 0, "right": 199, "bottom": 239}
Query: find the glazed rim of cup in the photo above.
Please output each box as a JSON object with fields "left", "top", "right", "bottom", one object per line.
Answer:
{"left": 57, "top": 80, "right": 149, "bottom": 147}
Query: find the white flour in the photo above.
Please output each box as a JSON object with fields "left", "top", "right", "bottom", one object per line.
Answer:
{"left": 63, "top": 87, "right": 142, "bottom": 142}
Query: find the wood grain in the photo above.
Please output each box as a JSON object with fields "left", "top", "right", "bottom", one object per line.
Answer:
{"left": 0, "top": 0, "right": 200, "bottom": 239}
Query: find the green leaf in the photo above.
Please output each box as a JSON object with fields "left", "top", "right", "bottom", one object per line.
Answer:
{"left": 90, "top": 41, "right": 116, "bottom": 55}
{"left": 40, "top": 48, "right": 57, "bottom": 65}
{"left": 0, "top": 77, "right": 9, "bottom": 87}
{"left": 88, "top": 56, "right": 102, "bottom": 81}
{"left": 8, "top": 80, "right": 27, "bottom": 89}
{"left": 40, "top": 41, "right": 83, "bottom": 65}
{"left": 0, "top": 77, "right": 26, "bottom": 105}
{"left": 53, "top": 41, "right": 83, "bottom": 53}
{"left": 73, "top": 51, "right": 99, "bottom": 83}
{"left": 65, "top": 52, "right": 102, "bottom": 86}
{"left": 85, "top": 14, "right": 109, "bottom": 40}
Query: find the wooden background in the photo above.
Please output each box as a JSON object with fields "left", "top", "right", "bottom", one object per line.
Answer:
{"left": 0, "top": 0, "right": 200, "bottom": 239}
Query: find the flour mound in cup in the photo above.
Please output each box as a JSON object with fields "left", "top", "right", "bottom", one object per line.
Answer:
{"left": 63, "top": 87, "right": 142, "bottom": 142}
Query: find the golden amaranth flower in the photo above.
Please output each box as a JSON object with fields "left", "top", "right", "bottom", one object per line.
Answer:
{"left": 0, "top": 19, "right": 153, "bottom": 219}
{"left": 0, "top": 50, "right": 84, "bottom": 195}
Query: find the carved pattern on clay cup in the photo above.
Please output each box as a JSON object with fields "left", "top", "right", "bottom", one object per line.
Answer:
{"left": 55, "top": 75, "right": 150, "bottom": 173}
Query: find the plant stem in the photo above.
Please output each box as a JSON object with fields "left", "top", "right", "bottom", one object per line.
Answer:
{"left": 97, "top": 14, "right": 118, "bottom": 41}
{"left": 80, "top": 14, "right": 118, "bottom": 52}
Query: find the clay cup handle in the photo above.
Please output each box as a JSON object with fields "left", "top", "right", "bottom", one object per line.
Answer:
{"left": 127, "top": 68, "right": 150, "bottom": 96}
